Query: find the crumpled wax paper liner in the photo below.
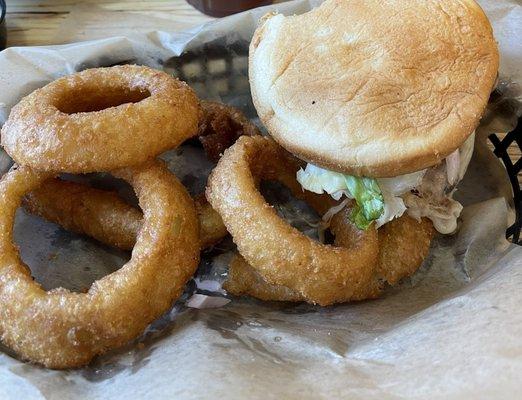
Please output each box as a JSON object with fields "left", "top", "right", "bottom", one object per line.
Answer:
{"left": 0, "top": 1, "right": 521, "bottom": 398}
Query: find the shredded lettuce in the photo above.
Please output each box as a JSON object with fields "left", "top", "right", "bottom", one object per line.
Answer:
{"left": 296, "top": 131, "right": 475, "bottom": 234}
{"left": 375, "top": 170, "right": 426, "bottom": 227}
{"left": 296, "top": 164, "right": 348, "bottom": 200}
{"left": 350, "top": 205, "right": 374, "bottom": 230}
{"left": 297, "top": 164, "right": 384, "bottom": 229}
{"left": 343, "top": 176, "right": 384, "bottom": 228}
{"left": 297, "top": 164, "right": 429, "bottom": 229}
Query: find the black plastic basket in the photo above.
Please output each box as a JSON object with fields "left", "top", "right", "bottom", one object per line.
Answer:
{"left": 0, "top": 0, "right": 6, "bottom": 50}
{"left": 489, "top": 117, "right": 522, "bottom": 244}
{"left": 163, "top": 37, "right": 255, "bottom": 118}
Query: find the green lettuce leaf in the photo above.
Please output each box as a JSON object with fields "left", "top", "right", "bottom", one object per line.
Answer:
{"left": 343, "top": 176, "right": 384, "bottom": 229}
{"left": 296, "top": 164, "right": 385, "bottom": 229}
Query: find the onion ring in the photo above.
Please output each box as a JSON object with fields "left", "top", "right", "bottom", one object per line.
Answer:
{"left": 23, "top": 180, "right": 226, "bottom": 250}
{"left": 374, "top": 213, "right": 434, "bottom": 285}
{"left": 0, "top": 160, "right": 200, "bottom": 368}
{"left": 1, "top": 65, "right": 199, "bottom": 173}
{"left": 198, "top": 100, "right": 260, "bottom": 162}
{"left": 223, "top": 204, "right": 379, "bottom": 303}
{"left": 206, "top": 136, "right": 386, "bottom": 306}
{"left": 224, "top": 211, "right": 434, "bottom": 303}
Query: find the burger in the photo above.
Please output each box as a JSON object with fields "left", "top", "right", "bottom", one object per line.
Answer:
{"left": 248, "top": 0, "right": 499, "bottom": 235}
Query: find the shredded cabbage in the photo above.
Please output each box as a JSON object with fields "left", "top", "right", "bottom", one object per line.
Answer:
{"left": 457, "top": 132, "right": 475, "bottom": 181}
{"left": 296, "top": 164, "right": 349, "bottom": 200}
{"left": 445, "top": 149, "right": 460, "bottom": 186}
{"left": 297, "top": 164, "right": 423, "bottom": 229}
{"left": 375, "top": 170, "right": 426, "bottom": 227}
{"left": 296, "top": 132, "right": 475, "bottom": 233}
{"left": 297, "top": 165, "right": 384, "bottom": 229}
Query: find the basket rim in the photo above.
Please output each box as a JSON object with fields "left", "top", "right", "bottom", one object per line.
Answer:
{"left": 0, "top": 0, "right": 5, "bottom": 25}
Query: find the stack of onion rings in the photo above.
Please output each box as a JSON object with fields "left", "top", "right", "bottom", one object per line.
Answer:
{"left": 0, "top": 65, "right": 202, "bottom": 368}
{"left": 24, "top": 136, "right": 433, "bottom": 307}
{"left": 224, "top": 209, "right": 434, "bottom": 303}
{"left": 0, "top": 62, "right": 435, "bottom": 369}
{"left": 22, "top": 99, "right": 260, "bottom": 252}
{"left": 206, "top": 136, "right": 434, "bottom": 305}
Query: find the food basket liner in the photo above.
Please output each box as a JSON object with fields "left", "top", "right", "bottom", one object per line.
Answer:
{"left": 0, "top": 1, "right": 520, "bottom": 398}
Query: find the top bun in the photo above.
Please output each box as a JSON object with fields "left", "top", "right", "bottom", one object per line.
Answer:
{"left": 249, "top": 0, "right": 499, "bottom": 177}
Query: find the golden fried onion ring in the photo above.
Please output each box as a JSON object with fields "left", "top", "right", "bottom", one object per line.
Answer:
{"left": 0, "top": 160, "right": 200, "bottom": 368}
{"left": 207, "top": 136, "right": 435, "bottom": 305}
{"left": 206, "top": 136, "right": 387, "bottom": 305}
{"left": 1, "top": 65, "right": 199, "bottom": 173}
{"left": 22, "top": 99, "right": 258, "bottom": 250}
{"left": 23, "top": 181, "right": 226, "bottom": 250}
{"left": 223, "top": 204, "right": 379, "bottom": 303}
{"left": 224, "top": 211, "right": 434, "bottom": 303}
{"left": 218, "top": 136, "right": 434, "bottom": 304}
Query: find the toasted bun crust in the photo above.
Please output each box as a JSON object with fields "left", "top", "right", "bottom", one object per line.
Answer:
{"left": 249, "top": 0, "right": 499, "bottom": 177}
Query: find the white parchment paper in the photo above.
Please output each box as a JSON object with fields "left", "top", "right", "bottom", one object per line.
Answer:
{"left": 0, "top": 1, "right": 521, "bottom": 399}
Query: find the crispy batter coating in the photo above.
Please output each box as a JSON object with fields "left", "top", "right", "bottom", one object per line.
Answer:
{"left": 376, "top": 214, "right": 434, "bottom": 285}
{"left": 193, "top": 193, "right": 229, "bottom": 248}
{"left": 24, "top": 179, "right": 142, "bottom": 251}
{"left": 207, "top": 136, "right": 388, "bottom": 306}
{"left": 223, "top": 205, "right": 381, "bottom": 303}
{"left": 24, "top": 180, "right": 227, "bottom": 251}
{"left": 1, "top": 65, "right": 200, "bottom": 173}
{"left": 0, "top": 160, "right": 200, "bottom": 368}
{"left": 224, "top": 253, "right": 306, "bottom": 302}
{"left": 224, "top": 211, "right": 434, "bottom": 303}
{"left": 198, "top": 100, "right": 260, "bottom": 162}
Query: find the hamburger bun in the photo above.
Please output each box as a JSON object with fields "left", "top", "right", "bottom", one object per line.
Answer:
{"left": 249, "top": 0, "right": 499, "bottom": 177}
